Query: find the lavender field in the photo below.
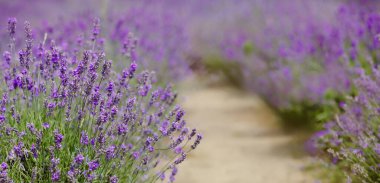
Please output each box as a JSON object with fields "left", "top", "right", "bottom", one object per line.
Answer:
{"left": 0, "top": 0, "right": 379, "bottom": 182}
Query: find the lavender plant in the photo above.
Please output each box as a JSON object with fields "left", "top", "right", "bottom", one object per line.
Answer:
{"left": 0, "top": 18, "right": 201, "bottom": 182}
{"left": 312, "top": 66, "right": 380, "bottom": 182}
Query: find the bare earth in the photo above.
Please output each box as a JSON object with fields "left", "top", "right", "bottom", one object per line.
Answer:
{"left": 175, "top": 78, "right": 313, "bottom": 183}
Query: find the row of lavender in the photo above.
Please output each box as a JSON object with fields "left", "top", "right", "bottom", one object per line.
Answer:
{"left": 0, "top": 0, "right": 191, "bottom": 81}
{"left": 0, "top": 0, "right": 202, "bottom": 182}
{"left": 213, "top": 0, "right": 380, "bottom": 181}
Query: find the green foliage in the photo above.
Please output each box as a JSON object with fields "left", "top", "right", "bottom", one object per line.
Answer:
{"left": 306, "top": 160, "right": 349, "bottom": 183}
{"left": 276, "top": 90, "right": 344, "bottom": 133}
{"left": 243, "top": 42, "right": 254, "bottom": 56}
{"left": 202, "top": 55, "right": 244, "bottom": 87}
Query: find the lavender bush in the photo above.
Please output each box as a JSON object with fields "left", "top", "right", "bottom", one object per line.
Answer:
{"left": 312, "top": 66, "right": 380, "bottom": 182}
{"left": 0, "top": 18, "right": 201, "bottom": 182}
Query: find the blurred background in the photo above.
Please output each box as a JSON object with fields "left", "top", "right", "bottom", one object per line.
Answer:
{"left": 1, "top": 0, "right": 379, "bottom": 182}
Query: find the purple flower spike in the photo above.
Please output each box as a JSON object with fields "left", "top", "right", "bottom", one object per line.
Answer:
{"left": 132, "top": 151, "right": 140, "bottom": 159}
{"left": 106, "top": 145, "right": 116, "bottom": 160}
{"left": 75, "top": 154, "right": 84, "bottom": 164}
{"left": 109, "top": 175, "right": 119, "bottom": 183}
{"left": 191, "top": 134, "right": 203, "bottom": 150}
{"left": 80, "top": 131, "right": 89, "bottom": 145}
{"left": 53, "top": 130, "right": 63, "bottom": 149}
{"left": 43, "top": 122, "right": 50, "bottom": 129}
{"left": 7, "top": 18, "right": 17, "bottom": 38}
{"left": 88, "top": 160, "right": 99, "bottom": 171}
{"left": 1, "top": 162, "right": 7, "bottom": 170}
{"left": 92, "top": 17, "right": 100, "bottom": 42}
{"left": 51, "top": 170, "right": 60, "bottom": 182}
{"left": 174, "top": 153, "right": 186, "bottom": 165}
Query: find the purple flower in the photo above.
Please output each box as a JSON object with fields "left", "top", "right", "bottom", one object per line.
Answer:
{"left": 27, "top": 123, "right": 36, "bottom": 134}
{"left": 107, "top": 81, "right": 114, "bottom": 95}
{"left": 3, "top": 51, "right": 11, "bottom": 67}
{"left": 132, "top": 151, "right": 140, "bottom": 159}
{"left": 97, "top": 133, "right": 105, "bottom": 144}
{"left": 13, "top": 142, "right": 24, "bottom": 157}
{"left": 174, "top": 153, "right": 186, "bottom": 165}
{"left": 80, "top": 131, "right": 89, "bottom": 145}
{"left": 117, "top": 124, "right": 128, "bottom": 135}
{"left": 67, "top": 169, "right": 75, "bottom": 179}
{"left": 126, "top": 97, "right": 136, "bottom": 110}
{"left": 170, "top": 166, "right": 178, "bottom": 183}
{"left": 31, "top": 144, "right": 38, "bottom": 158}
{"left": 91, "top": 138, "right": 96, "bottom": 146}
{"left": 174, "top": 147, "right": 182, "bottom": 154}
{"left": 145, "top": 137, "right": 154, "bottom": 146}
{"left": 106, "top": 145, "right": 116, "bottom": 160}
{"left": 75, "top": 154, "right": 84, "bottom": 164}
{"left": 88, "top": 160, "right": 99, "bottom": 171}
{"left": 159, "top": 120, "right": 169, "bottom": 136}
{"left": 7, "top": 18, "right": 16, "bottom": 38}
{"left": 43, "top": 122, "right": 50, "bottom": 129}
{"left": 92, "top": 17, "right": 101, "bottom": 42}
{"left": 128, "top": 62, "right": 137, "bottom": 79}
{"left": 148, "top": 145, "right": 154, "bottom": 152}
{"left": 85, "top": 172, "right": 96, "bottom": 181}
{"left": 188, "top": 129, "right": 196, "bottom": 140}
{"left": 91, "top": 86, "right": 100, "bottom": 106}
{"left": 138, "top": 84, "right": 151, "bottom": 97}
{"left": 110, "top": 106, "right": 118, "bottom": 118}
{"left": 109, "top": 175, "right": 119, "bottom": 183}
{"left": 149, "top": 89, "right": 161, "bottom": 106}
{"left": 176, "top": 109, "right": 185, "bottom": 122}
{"left": 51, "top": 158, "right": 60, "bottom": 167}
{"left": 0, "top": 115, "right": 5, "bottom": 124}
{"left": 101, "top": 60, "right": 112, "bottom": 78}
{"left": 191, "top": 134, "right": 202, "bottom": 150}
{"left": 159, "top": 172, "right": 165, "bottom": 180}
{"left": 53, "top": 130, "right": 63, "bottom": 149}
{"left": 51, "top": 170, "right": 60, "bottom": 181}
{"left": 1, "top": 162, "right": 7, "bottom": 170}
{"left": 170, "top": 135, "right": 184, "bottom": 149}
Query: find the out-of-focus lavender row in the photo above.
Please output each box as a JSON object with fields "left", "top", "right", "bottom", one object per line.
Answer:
{"left": 186, "top": 0, "right": 380, "bottom": 181}
{"left": 0, "top": 0, "right": 191, "bottom": 81}
{"left": 206, "top": 0, "right": 378, "bottom": 108}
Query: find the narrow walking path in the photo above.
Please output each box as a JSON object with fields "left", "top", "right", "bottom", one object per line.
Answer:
{"left": 176, "top": 78, "right": 313, "bottom": 183}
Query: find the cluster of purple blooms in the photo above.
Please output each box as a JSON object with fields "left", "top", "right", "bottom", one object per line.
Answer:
{"left": 0, "top": 17, "right": 201, "bottom": 182}
{"left": 311, "top": 66, "right": 380, "bottom": 182}
{"left": 0, "top": 0, "right": 191, "bottom": 82}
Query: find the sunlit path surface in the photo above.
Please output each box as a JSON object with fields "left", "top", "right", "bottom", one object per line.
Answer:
{"left": 176, "top": 78, "right": 313, "bottom": 183}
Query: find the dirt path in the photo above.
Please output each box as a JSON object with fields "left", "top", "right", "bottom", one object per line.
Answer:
{"left": 175, "top": 78, "right": 313, "bottom": 183}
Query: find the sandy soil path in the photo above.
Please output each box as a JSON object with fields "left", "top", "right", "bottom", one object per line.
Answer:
{"left": 175, "top": 78, "right": 313, "bottom": 183}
